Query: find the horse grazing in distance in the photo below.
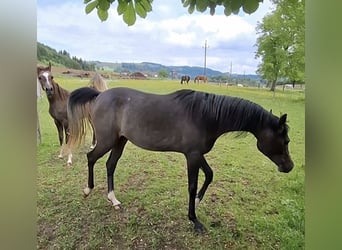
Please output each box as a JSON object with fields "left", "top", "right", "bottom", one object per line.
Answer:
{"left": 67, "top": 87, "right": 294, "bottom": 233}
{"left": 37, "top": 63, "right": 72, "bottom": 166}
{"left": 180, "top": 75, "right": 190, "bottom": 84}
{"left": 194, "top": 75, "right": 207, "bottom": 83}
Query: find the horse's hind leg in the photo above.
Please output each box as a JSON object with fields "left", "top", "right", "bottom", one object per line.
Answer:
{"left": 83, "top": 143, "right": 113, "bottom": 197}
{"left": 106, "top": 137, "right": 128, "bottom": 209}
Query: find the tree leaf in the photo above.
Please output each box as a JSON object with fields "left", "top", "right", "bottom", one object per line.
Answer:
{"left": 230, "top": 0, "right": 242, "bottom": 12}
{"left": 85, "top": 0, "right": 98, "bottom": 14}
{"left": 123, "top": 1, "right": 136, "bottom": 26}
{"left": 117, "top": 0, "right": 128, "bottom": 15}
{"left": 243, "top": 0, "right": 259, "bottom": 14}
{"left": 97, "top": 8, "right": 109, "bottom": 21}
{"left": 98, "top": 0, "right": 110, "bottom": 11}
{"left": 224, "top": 5, "right": 232, "bottom": 16}
{"left": 84, "top": 0, "right": 93, "bottom": 4}
{"left": 209, "top": 6, "right": 215, "bottom": 15}
{"left": 140, "top": 0, "right": 152, "bottom": 12}
{"left": 135, "top": 1, "right": 147, "bottom": 18}
{"left": 183, "top": 0, "right": 190, "bottom": 7}
{"left": 188, "top": 4, "right": 195, "bottom": 14}
{"left": 196, "top": 0, "right": 208, "bottom": 12}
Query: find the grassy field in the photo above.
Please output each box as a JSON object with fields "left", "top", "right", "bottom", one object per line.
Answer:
{"left": 37, "top": 77, "right": 305, "bottom": 249}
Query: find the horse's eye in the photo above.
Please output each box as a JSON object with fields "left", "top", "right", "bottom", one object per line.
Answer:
{"left": 51, "top": 76, "right": 54, "bottom": 79}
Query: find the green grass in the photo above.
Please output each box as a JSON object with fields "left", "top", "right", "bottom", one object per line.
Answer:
{"left": 37, "top": 78, "right": 305, "bottom": 249}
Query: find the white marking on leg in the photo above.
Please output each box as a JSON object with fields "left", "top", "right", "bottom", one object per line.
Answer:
{"left": 195, "top": 197, "right": 200, "bottom": 207}
{"left": 58, "top": 147, "right": 63, "bottom": 158}
{"left": 83, "top": 187, "right": 92, "bottom": 196}
{"left": 107, "top": 191, "right": 121, "bottom": 209}
{"left": 67, "top": 153, "right": 72, "bottom": 167}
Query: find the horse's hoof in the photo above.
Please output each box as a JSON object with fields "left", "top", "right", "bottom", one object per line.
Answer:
{"left": 83, "top": 187, "right": 92, "bottom": 197}
{"left": 194, "top": 223, "right": 206, "bottom": 234}
{"left": 107, "top": 199, "right": 122, "bottom": 209}
{"left": 195, "top": 226, "right": 206, "bottom": 234}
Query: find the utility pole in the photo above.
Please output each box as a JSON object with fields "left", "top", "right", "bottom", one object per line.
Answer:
{"left": 229, "top": 61, "right": 232, "bottom": 83}
{"left": 202, "top": 40, "right": 209, "bottom": 76}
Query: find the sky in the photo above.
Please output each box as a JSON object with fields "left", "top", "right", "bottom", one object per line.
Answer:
{"left": 37, "top": 0, "right": 275, "bottom": 74}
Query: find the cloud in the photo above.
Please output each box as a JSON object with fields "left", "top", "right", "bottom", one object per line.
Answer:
{"left": 37, "top": 0, "right": 273, "bottom": 74}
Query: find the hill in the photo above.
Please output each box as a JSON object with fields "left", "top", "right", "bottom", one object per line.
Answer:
{"left": 37, "top": 42, "right": 95, "bottom": 71}
{"left": 37, "top": 42, "right": 261, "bottom": 84}
{"left": 92, "top": 61, "right": 223, "bottom": 78}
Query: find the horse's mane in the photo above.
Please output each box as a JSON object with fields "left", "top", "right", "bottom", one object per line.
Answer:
{"left": 51, "top": 80, "right": 70, "bottom": 100}
{"left": 173, "top": 89, "right": 281, "bottom": 133}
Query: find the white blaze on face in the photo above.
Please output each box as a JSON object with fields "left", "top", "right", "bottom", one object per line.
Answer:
{"left": 42, "top": 72, "right": 53, "bottom": 89}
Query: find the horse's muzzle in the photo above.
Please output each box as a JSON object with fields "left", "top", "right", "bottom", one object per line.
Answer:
{"left": 46, "top": 89, "right": 54, "bottom": 96}
{"left": 278, "top": 160, "right": 294, "bottom": 173}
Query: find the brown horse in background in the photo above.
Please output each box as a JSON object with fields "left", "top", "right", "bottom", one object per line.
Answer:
{"left": 194, "top": 75, "right": 207, "bottom": 83}
{"left": 37, "top": 63, "right": 72, "bottom": 165}
{"left": 37, "top": 64, "right": 108, "bottom": 165}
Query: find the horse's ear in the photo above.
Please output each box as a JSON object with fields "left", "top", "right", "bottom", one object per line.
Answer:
{"left": 279, "top": 114, "right": 287, "bottom": 125}
{"left": 270, "top": 109, "right": 272, "bottom": 114}
{"left": 48, "top": 62, "right": 51, "bottom": 71}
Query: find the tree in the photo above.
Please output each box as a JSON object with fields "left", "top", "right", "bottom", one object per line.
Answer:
{"left": 158, "top": 69, "right": 168, "bottom": 78}
{"left": 84, "top": 0, "right": 265, "bottom": 26}
{"left": 255, "top": 0, "right": 305, "bottom": 91}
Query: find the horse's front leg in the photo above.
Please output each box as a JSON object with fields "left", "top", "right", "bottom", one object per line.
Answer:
{"left": 186, "top": 152, "right": 206, "bottom": 233}
{"left": 54, "top": 120, "right": 64, "bottom": 158}
{"left": 195, "top": 156, "right": 213, "bottom": 207}
{"left": 64, "top": 127, "right": 72, "bottom": 166}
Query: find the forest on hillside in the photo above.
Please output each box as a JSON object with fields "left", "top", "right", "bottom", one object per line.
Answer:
{"left": 37, "top": 42, "right": 96, "bottom": 71}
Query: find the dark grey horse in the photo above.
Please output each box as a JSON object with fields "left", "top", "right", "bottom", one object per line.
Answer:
{"left": 67, "top": 87, "right": 294, "bottom": 233}
{"left": 180, "top": 75, "right": 190, "bottom": 84}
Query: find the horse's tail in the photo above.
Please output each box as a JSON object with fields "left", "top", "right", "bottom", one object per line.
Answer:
{"left": 67, "top": 87, "right": 100, "bottom": 150}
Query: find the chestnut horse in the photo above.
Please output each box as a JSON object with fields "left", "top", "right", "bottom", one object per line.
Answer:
{"left": 37, "top": 63, "right": 72, "bottom": 165}
{"left": 194, "top": 75, "right": 207, "bottom": 83}
{"left": 37, "top": 64, "right": 108, "bottom": 165}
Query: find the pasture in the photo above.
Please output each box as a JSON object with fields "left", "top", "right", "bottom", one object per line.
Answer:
{"left": 37, "top": 77, "right": 305, "bottom": 249}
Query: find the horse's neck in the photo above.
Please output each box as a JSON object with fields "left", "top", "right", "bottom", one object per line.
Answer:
{"left": 216, "top": 107, "right": 266, "bottom": 138}
{"left": 54, "top": 81, "right": 69, "bottom": 99}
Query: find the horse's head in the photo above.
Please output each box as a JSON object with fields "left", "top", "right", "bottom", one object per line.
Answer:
{"left": 37, "top": 69, "right": 54, "bottom": 97}
{"left": 256, "top": 114, "right": 294, "bottom": 173}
